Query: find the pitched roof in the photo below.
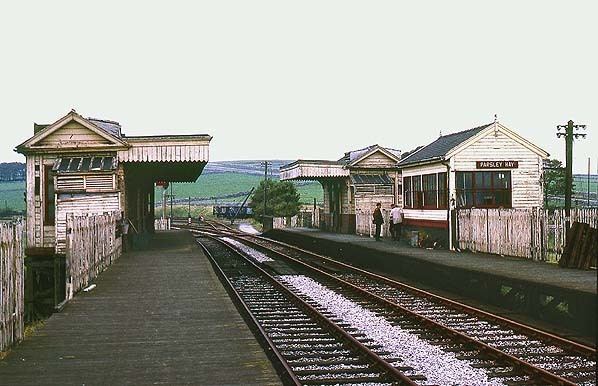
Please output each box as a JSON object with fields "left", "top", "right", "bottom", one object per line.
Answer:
{"left": 398, "top": 123, "right": 492, "bottom": 167}
{"left": 15, "top": 110, "right": 129, "bottom": 153}
{"left": 338, "top": 144, "right": 401, "bottom": 164}
{"left": 87, "top": 118, "right": 122, "bottom": 138}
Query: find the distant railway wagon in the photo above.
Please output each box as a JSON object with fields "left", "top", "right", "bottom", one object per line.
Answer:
{"left": 213, "top": 205, "right": 253, "bottom": 219}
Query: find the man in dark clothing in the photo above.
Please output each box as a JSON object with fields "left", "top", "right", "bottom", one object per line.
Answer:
{"left": 372, "top": 202, "right": 384, "bottom": 241}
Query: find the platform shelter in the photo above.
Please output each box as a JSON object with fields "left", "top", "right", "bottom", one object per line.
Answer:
{"left": 15, "top": 110, "right": 211, "bottom": 255}
{"left": 280, "top": 145, "right": 401, "bottom": 233}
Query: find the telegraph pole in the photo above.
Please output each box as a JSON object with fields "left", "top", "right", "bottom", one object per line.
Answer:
{"left": 556, "top": 120, "right": 586, "bottom": 238}
{"left": 261, "top": 161, "right": 270, "bottom": 217}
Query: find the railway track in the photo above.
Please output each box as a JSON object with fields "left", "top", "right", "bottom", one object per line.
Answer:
{"left": 198, "top": 235, "right": 419, "bottom": 385}
{"left": 177, "top": 220, "right": 597, "bottom": 385}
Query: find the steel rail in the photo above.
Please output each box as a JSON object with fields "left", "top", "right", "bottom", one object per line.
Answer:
{"left": 196, "top": 238, "right": 302, "bottom": 386}
{"left": 223, "top": 232, "right": 581, "bottom": 386}
{"left": 199, "top": 232, "right": 419, "bottom": 386}
{"left": 182, "top": 221, "right": 595, "bottom": 354}
{"left": 179, "top": 220, "right": 595, "bottom": 356}
{"left": 242, "top": 233, "right": 596, "bottom": 357}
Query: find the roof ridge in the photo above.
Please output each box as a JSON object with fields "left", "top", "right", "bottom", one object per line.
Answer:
{"left": 439, "top": 122, "right": 493, "bottom": 138}
{"left": 87, "top": 117, "right": 121, "bottom": 125}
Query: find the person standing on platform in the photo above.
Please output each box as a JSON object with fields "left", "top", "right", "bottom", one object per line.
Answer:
{"left": 372, "top": 202, "right": 384, "bottom": 241}
{"left": 389, "top": 204, "right": 403, "bottom": 241}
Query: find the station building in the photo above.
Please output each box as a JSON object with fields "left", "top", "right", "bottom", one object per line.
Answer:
{"left": 15, "top": 110, "right": 211, "bottom": 255}
{"left": 280, "top": 145, "right": 402, "bottom": 234}
{"left": 397, "top": 121, "right": 549, "bottom": 248}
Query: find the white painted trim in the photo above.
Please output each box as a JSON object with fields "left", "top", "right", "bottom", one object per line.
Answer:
{"left": 17, "top": 111, "right": 128, "bottom": 150}
{"left": 349, "top": 146, "right": 401, "bottom": 167}
{"left": 447, "top": 122, "right": 549, "bottom": 159}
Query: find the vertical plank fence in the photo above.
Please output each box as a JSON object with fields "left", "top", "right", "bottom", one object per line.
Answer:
{"left": 154, "top": 218, "right": 171, "bottom": 230}
{"left": 0, "top": 221, "right": 24, "bottom": 352}
{"left": 457, "top": 207, "right": 598, "bottom": 262}
{"left": 356, "top": 209, "right": 391, "bottom": 238}
{"left": 65, "top": 212, "right": 122, "bottom": 300}
{"left": 272, "top": 210, "right": 323, "bottom": 230}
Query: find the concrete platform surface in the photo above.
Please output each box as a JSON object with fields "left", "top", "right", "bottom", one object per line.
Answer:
{"left": 0, "top": 231, "right": 282, "bottom": 386}
{"left": 275, "top": 227, "right": 597, "bottom": 294}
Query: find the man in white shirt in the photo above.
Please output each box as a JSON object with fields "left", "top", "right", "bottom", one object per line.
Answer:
{"left": 389, "top": 204, "right": 403, "bottom": 241}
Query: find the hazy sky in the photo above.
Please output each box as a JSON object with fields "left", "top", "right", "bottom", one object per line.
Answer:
{"left": 1, "top": 1, "right": 595, "bottom": 173}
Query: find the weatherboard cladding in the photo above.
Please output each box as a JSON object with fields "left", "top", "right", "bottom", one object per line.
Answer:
{"left": 55, "top": 192, "right": 120, "bottom": 254}
{"left": 398, "top": 123, "right": 492, "bottom": 167}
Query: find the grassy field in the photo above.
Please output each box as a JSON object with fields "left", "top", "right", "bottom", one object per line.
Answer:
{"left": 1, "top": 172, "right": 595, "bottom": 213}
{"left": 0, "top": 173, "right": 322, "bottom": 213}
{"left": 154, "top": 172, "right": 322, "bottom": 205}
{"left": 573, "top": 175, "right": 598, "bottom": 195}
{"left": 0, "top": 181, "right": 25, "bottom": 212}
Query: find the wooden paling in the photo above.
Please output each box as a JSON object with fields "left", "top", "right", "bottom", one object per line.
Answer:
{"left": 65, "top": 212, "right": 122, "bottom": 300}
{"left": 559, "top": 222, "right": 598, "bottom": 270}
{"left": 0, "top": 221, "right": 24, "bottom": 352}
{"left": 457, "top": 208, "right": 598, "bottom": 264}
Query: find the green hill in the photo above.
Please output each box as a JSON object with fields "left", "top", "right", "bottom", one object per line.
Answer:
{"left": 0, "top": 171, "right": 323, "bottom": 213}
{"left": 0, "top": 181, "right": 25, "bottom": 212}
{"left": 155, "top": 172, "right": 322, "bottom": 205}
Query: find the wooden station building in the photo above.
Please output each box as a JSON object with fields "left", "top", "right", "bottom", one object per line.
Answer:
{"left": 398, "top": 120, "right": 549, "bottom": 248}
{"left": 15, "top": 110, "right": 211, "bottom": 255}
{"left": 280, "top": 145, "right": 402, "bottom": 233}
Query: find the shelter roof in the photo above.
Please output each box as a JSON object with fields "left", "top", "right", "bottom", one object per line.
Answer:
{"left": 88, "top": 118, "right": 122, "bottom": 138}
{"left": 339, "top": 144, "right": 401, "bottom": 165}
{"left": 15, "top": 110, "right": 212, "bottom": 165}
{"left": 280, "top": 144, "right": 400, "bottom": 181}
{"left": 398, "top": 123, "right": 492, "bottom": 167}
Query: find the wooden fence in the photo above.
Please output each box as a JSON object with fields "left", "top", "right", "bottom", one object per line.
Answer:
{"left": 65, "top": 212, "right": 122, "bottom": 300}
{"left": 273, "top": 208, "right": 395, "bottom": 238}
{"left": 0, "top": 221, "right": 24, "bottom": 352}
{"left": 273, "top": 210, "right": 322, "bottom": 230}
{"left": 356, "top": 209, "right": 391, "bottom": 238}
{"left": 457, "top": 208, "right": 598, "bottom": 262}
{"left": 154, "top": 218, "right": 171, "bottom": 231}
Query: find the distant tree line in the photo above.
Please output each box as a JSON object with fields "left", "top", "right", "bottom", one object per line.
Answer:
{"left": 0, "top": 162, "right": 25, "bottom": 181}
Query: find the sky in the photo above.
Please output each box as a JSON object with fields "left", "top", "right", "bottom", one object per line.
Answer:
{"left": 0, "top": 1, "right": 596, "bottom": 173}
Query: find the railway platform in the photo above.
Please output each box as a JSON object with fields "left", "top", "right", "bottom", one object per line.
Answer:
{"left": 265, "top": 227, "right": 597, "bottom": 344}
{"left": 0, "top": 231, "right": 282, "bottom": 386}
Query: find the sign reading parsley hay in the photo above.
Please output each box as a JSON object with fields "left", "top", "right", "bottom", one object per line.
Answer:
{"left": 476, "top": 160, "right": 519, "bottom": 169}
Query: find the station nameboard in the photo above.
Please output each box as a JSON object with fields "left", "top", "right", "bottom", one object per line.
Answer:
{"left": 476, "top": 160, "right": 519, "bottom": 169}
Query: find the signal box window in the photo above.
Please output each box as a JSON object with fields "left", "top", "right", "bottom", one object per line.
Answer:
{"left": 456, "top": 171, "right": 511, "bottom": 208}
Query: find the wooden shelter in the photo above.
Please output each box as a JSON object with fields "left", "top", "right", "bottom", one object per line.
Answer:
{"left": 15, "top": 110, "right": 211, "bottom": 255}
{"left": 397, "top": 120, "right": 549, "bottom": 248}
{"left": 280, "top": 145, "right": 401, "bottom": 233}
